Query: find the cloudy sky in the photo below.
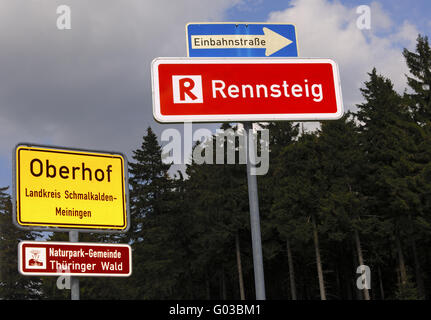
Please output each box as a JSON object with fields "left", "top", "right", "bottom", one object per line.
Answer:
{"left": 1, "top": 0, "right": 431, "bottom": 189}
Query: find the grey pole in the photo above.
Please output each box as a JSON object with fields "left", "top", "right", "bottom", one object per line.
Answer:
{"left": 244, "top": 122, "right": 266, "bottom": 300}
{"left": 69, "top": 231, "right": 80, "bottom": 300}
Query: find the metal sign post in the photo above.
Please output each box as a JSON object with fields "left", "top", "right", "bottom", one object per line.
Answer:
{"left": 244, "top": 122, "right": 266, "bottom": 300}
{"left": 69, "top": 231, "right": 79, "bottom": 300}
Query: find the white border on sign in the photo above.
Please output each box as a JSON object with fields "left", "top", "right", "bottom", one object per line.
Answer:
{"left": 185, "top": 22, "right": 300, "bottom": 57}
{"left": 18, "top": 241, "right": 132, "bottom": 277}
{"left": 150, "top": 57, "right": 344, "bottom": 123}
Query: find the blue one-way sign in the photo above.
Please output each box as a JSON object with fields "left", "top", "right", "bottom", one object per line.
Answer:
{"left": 186, "top": 22, "right": 298, "bottom": 57}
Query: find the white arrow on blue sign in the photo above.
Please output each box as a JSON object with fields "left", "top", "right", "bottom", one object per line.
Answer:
{"left": 186, "top": 22, "right": 298, "bottom": 57}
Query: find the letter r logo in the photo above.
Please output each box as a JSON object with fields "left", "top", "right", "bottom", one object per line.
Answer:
{"left": 172, "top": 75, "right": 203, "bottom": 104}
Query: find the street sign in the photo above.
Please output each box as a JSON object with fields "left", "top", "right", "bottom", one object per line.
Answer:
{"left": 18, "top": 241, "right": 132, "bottom": 277}
{"left": 151, "top": 58, "right": 343, "bottom": 123}
{"left": 186, "top": 22, "right": 298, "bottom": 57}
{"left": 13, "top": 144, "right": 129, "bottom": 232}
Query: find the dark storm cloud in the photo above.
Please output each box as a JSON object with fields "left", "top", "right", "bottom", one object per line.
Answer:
{"left": 0, "top": 0, "right": 237, "bottom": 159}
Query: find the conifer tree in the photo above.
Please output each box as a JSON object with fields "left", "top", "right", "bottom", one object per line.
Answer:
{"left": 272, "top": 132, "right": 327, "bottom": 300}
{"left": 403, "top": 34, "right": 431, "bottom": 124}
{"left": 318, "top": 114, "right": 373, "bottom": 300}
{"left": 184, "top": 124, "right": 252, "bottom": 299}
{"left": 356, "top": 68, "right": 421, "bottom": 299}
{"left": 403, "top": 35, "right": 431, "bottom": 298}
{"left": 261, "top": 121, "right": 299, "bottom": 299}
{"left": 127, "top": 127, "right": 183, "bottom": 299}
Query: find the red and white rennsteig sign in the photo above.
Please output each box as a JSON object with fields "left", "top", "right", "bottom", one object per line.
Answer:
{"left": 18, "top": 241, "right": 132, "bottom": 277}
{"left": 151, "top": 58, "right": 343, "bottom": 123}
